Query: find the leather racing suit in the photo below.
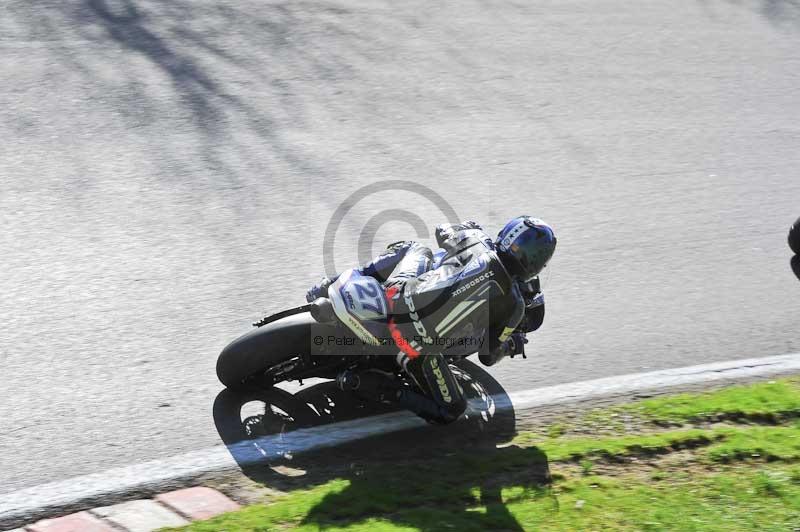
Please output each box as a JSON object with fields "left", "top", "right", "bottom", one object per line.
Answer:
{"left": 313, "top": 221, "right": 546, "bottom": 424}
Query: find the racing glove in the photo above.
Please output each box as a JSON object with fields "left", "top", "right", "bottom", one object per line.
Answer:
{"left": 479, "top": 332, "right": 528, "bottom": 366}
{"left": 305, "top": 277, "right": 333, "bottom": 303}
{"left": 507, "top": 332, "right": 528, "bottom": 357}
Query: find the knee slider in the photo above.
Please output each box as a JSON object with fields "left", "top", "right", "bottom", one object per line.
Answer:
{"left": 443, "top": 395, "right": 467, "bottom": 421}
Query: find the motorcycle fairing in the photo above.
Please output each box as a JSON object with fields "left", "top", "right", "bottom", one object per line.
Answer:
{"left": 328, "top": 268, "right": 388, "bottom": 346}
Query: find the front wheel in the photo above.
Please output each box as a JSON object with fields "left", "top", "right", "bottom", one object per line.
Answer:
{"left": 789, "top": 216, "right": 800, "bottom": 255}
{"left": 216, "top": 312, "right": 318, "bottom": 390}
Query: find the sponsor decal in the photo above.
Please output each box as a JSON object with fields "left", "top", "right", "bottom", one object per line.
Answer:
{"left": 451, "top": 270, "right": 495, "bottom": 297}
{"left": 429, "top": 357, "right": 452, "bottom": 403}
{"left": 404, "top": 290, "right": 433, "bottom": 344}
{"left": 328, "top": 270, "right": 382, "bottom": 346}
{"left": 344, "top": 291, "right": 356, "bottom": 310}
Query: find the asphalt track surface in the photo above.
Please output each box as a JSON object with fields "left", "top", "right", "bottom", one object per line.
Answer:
{"left": 1, "top": 0, "right": 799, "bottom": 494}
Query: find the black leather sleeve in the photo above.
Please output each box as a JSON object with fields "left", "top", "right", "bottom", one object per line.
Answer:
{"left": 357, "top": 241, "right": 414, "bottom": 283}
{"left": 483, "top": 282, "right": 526, "bottom": 355}
{"left": 519, "top": 303, "right": 545, "bottom": 332}
{"left": 518, "top": 277, "right": 545, "bottom": 332}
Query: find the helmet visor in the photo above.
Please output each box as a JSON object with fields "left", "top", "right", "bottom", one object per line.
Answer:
{"left": 509, "top": 228, "right": 555, "bottom": 282}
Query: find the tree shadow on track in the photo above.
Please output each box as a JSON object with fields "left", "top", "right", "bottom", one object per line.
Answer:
{"left": 74, "top": 0, "right": 362, "bottom": 184}
{"left": 3, "top": 0, "right": 420, "bottom": 281}
{"left": 4, "top": 0, "right": 394, "bottom": 194}
{"left": 212, "top": 359, "right": 552, "bottom": 531}
{"left": 698, "top": 0, "right": 800, "bottom": 30}
{"left": 751, "top": 0, "right": 800, "bottom": 28}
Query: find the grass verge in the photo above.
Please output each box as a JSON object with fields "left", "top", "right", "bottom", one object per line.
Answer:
{"left": 166, "top": 378, "right": 800, "bottom": 531}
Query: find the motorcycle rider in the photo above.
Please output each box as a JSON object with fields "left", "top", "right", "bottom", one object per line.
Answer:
{"left": 306, "top": 217, "right": 556, "bottom": 425}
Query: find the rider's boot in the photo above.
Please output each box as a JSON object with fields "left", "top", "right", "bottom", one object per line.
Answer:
{"left": 396, "top": 354, "right": 467, "bottom": 425}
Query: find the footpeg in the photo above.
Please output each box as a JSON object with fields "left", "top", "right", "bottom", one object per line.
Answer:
{"left": 336, "top": 370, "right": 361, "bottom": 391}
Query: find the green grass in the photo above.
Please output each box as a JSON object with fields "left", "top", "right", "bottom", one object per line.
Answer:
{"left": 524, "top": 424, "right": 800, "bottom": 464}
{"left": 704, "top": 423, "right": 800, "bottom": 463}
{"left": 528, "top": 428, "right": 717, "bottom": 461}
{"left": 626, "top": 378, "right": 800, "bottom": 423}
{"left": 166, "top": 378, "right": 800, "bottom": 531}
{"left": 167, "top": 463, "right": 800, "bottom": 531}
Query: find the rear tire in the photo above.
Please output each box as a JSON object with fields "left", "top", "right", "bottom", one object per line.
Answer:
{"left": 216, "top": 312, "right": 317, "bottom": 390}
{"left": 789, "top": 216, "right": 800, "bottom": 255}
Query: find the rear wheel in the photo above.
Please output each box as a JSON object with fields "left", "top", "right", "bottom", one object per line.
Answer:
{"left": 789, "top": 216, "right": 800, "bottom": 255}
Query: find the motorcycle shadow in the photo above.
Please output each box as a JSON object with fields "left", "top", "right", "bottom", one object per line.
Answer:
{"left": 213, "top": 360, "right": 520, "bottom": 474}
{"left": 792, "top": 255, "right": 800, "bottom": 281}
{"left": 212, "top": 360, "right": 550, "bottom": 530}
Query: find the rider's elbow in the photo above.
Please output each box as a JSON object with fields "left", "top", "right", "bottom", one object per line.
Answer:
{"left": 523, "top": 304, "right": 545, "bottom": 332}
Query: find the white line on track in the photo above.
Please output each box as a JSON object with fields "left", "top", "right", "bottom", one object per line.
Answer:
{"left": 2, "top": 352, "right": 799, "bottom": 528}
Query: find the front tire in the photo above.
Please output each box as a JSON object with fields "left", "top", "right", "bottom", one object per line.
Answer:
{"left": 216, "top": 312, "right": 317, "bottom": 390}
{"left": 789, "top": 216, "right": 800, "bottom": 255}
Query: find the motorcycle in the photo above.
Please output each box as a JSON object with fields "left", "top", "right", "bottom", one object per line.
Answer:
{"left": 216, "top": 264, "right": 508, "bottom": 393}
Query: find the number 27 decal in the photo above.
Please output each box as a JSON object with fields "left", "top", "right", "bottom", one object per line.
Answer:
{"left": 353, "top": 280, "right": 385, "bottom": 315}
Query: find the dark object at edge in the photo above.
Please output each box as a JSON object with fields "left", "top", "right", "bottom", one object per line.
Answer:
{"left": 789, "top": 216, "right": 800, "bottom": 255}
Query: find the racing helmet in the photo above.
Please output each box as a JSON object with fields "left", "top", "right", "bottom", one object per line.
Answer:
{"left": 495, "top": 216, "right": 557, "bottom": 282}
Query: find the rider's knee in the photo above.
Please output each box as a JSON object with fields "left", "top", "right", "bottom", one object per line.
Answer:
{"left": 435, "top": 374, "right": 467, "bottom": 423}
{"left": 428, "top": 396, "right": 467, "bottom": 425}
